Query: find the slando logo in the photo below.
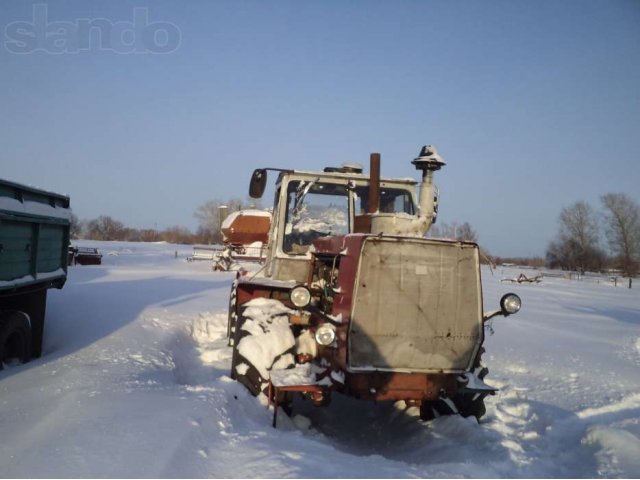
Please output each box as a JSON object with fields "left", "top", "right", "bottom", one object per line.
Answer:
{"left": 4, "top": 4, "right": 182, "bottom": 54}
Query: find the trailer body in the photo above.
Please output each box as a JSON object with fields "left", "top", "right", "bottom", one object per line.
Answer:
{"left": 0, "top": 179, "right": 70, "bottom": 364}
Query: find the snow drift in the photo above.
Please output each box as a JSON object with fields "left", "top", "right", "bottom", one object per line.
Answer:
{"left": 1, "top": 241, "right": 639, "bottom": 478}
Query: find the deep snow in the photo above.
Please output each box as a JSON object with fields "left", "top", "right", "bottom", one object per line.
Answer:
{"left": 1, "top": 241, "right": 639, "bottom": 478}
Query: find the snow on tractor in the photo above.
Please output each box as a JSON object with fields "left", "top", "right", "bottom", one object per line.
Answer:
{"left": 213, "top": 209, "right": 270, "bottom": 271}
{"left": 228, "top": 145, "right": 521, "bottom": 422}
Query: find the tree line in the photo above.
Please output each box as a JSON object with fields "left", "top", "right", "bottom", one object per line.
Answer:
{"left": 70, "top": 214, "right": 204, "bottom": 244}
{"left": 545, "top": 193, "right": 640, "bottom": 277}
{"left": 429, "top": 221, "right": 478, "bottom": 243}
{"left": 71, "top": 192, "right": 640, "bottom": 279}
{"left": 71, "top": 197, "right": 260, "bottom": 245}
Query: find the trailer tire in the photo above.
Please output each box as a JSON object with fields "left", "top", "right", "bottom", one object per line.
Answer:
{"left": 0, "top": 312, "right": 32, "bottom": 369}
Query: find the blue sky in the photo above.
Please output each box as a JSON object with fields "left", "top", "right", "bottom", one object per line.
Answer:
{"left": 1, "top": 0, "right": 639, "bottom": 256}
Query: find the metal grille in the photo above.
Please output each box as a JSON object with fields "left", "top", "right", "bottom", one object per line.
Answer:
{"left": 348, "top": 238, "right": 483, "bottom": 373}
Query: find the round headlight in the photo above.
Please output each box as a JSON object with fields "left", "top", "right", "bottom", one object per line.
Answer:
{"left": 500, "top": 293, "right": 522, "bottom": 315}
{"left": 315, "top": 324, "right": 336, "bottom": 346}
{"left": 290, "top": 285, "right": 311, "bottom": 308}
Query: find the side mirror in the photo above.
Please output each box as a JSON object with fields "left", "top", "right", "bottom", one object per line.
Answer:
{"left": 249, "top": 169, "right": 267, "bottom": 199}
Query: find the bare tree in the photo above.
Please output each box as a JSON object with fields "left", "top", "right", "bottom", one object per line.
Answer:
{"left": 161, "top": 226, "right": 194, "bottom": 244}
{"left": 601, "top": 193, "right": 640, "bottom": 277}
{"left": 69, "top": 213, "right": 83, "bottom": 239}
{"left": 455, "top": 222, "right": 478, "bottom": 243}
{"left": 139, "top": 229, "right": 157, "bottom": 242}
{"left": 547, "top": 201, "right": 604, "bottom": 273}
{"left": 85, "top": 216, "right": 126, "bottom": 241}
{"left": 194, "top": 197, "right": 259, "bottom": 244}
{"left": 194, "top": 200, "right": 224, "bottom": 245}
{"left": 559, "top": 202, "right": 599, "bottom": 249}
{"left": 429, "top": 221, "right": 478, "bottom": 243}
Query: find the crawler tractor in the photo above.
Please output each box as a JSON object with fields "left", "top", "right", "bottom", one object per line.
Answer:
{"left": 228, "top": 145, "right": 521, "bottom": 421}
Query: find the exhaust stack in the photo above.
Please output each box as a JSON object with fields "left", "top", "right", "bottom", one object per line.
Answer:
{"left": 367, "top": 145, "right": 445, "bottom": 237}
{"left": 412, "top": 145, "right": 446, "bottom": 231}
{"left": 368, "top": 153, "right": 381, "bottom": 214}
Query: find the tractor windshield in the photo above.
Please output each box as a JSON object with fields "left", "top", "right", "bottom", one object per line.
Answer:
{"left": 283, "top": 181, "right": 349, "bottom": 254}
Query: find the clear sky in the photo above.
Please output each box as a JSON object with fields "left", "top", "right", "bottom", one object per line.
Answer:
{"left": 1, "top": 0, "right": 639, "bottom": 257}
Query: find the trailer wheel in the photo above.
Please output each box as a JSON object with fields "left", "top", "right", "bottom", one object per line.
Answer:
{"left": 0, "top": 312, "right": 32, "bottom": 369}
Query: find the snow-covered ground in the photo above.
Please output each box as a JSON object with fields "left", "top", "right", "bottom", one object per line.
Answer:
{"left": 1, "top": 241, "right": 639, "bottom": 478}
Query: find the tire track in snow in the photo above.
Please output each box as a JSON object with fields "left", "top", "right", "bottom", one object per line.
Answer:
{"left": 184, "top": 312, "right": 640, "bottom": 478}
{"left": 483, "top": 385, "right": 640, "bottom": 477}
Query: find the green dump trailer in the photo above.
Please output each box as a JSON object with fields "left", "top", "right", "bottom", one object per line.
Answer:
{"left": 0, "top": 178, "right": 70, "bottom": 368}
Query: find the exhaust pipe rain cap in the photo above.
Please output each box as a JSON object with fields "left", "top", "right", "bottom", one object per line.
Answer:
{"left": 412, "top": 145, "right": 446, "bottom": 173}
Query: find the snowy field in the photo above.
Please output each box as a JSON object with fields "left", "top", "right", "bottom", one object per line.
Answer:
{"left": 1, "top": 241, "right": 639, "bottom": 478}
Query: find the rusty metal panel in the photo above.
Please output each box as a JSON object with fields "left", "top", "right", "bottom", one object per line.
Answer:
{"left": 348, "top": 237, "right": 482, "bottom": 374}
{"left": 345, "top": 371, "right": 457, "bottom": 401}
{"left": 221, "top": 211, "right": 271, "bottom": 245}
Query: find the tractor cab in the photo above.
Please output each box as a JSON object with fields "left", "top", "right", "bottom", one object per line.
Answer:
{"left": 253, "top": 166, "right": 420, "bottom": 282}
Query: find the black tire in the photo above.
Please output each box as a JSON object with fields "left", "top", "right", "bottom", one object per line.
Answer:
{"left": 453, "top": 365, "right": 489, "bottom": 420}
{"left": 419, "top": 397, "right": 459, "bottom": 421}
{"left": 452, "top": 391, "right": 487, "bottom": 419}
{"left": 230, "top": 311, "right": 267, "bottom": 395}
{"left": 230, "top": 306, "right": 295, "bottom": 396}
{"left": 420, "top": 354, "right": 489, "bottom": 422}
{"left": 0, "top": 312, "right": 32, "bottom": 370}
